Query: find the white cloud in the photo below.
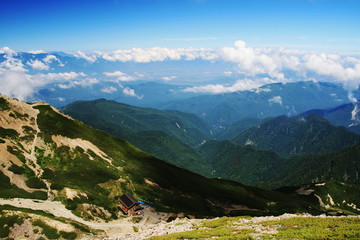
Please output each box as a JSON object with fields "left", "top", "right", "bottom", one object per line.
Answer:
{"left": 0, "top": 70, "right": 93, "bottom": 100}
{"left": 0, "top": 72, "right": 33, "bottom": 100}
{"left": 104, "top": 71, "right": 125, "bottom": 77}
{"left": 0, "top": 47, "right": 27, "bottom": 73}
{"left": 183, "top": 78, "right": 277, "bottom": 94}
{"left": 162, "top": 76, "right": 177, "bottom": 81}
{"left": 95, "top": 47, "right": 217, "bottom": 62}
{"left": 43, "top": 55, "right": 64, "bottom": 66}
{"left": 255, "top": 87, "right": 271, "bottom": 94}
{"left": 101, "top": 86, "right": 117, "bottom": 93}
{"left": 27, "top": 50, "right": 47, "bottom": 54}
{"left": 72, "top": 50, "right": 97, "bottom": 63}
{"left": 224, "top": 71, "right": 233, "bottom": 76}
{"left": 218, "top": 41, "right": 360, "bottom": 98}
{"left": 57, "top": 77, "right": 98, "bottom": 89}
{"left": 269, "top": 96, "right": 283, "bottom": 105}
{"left": 0, "top": 47, "right": 17, "bottom": 55}
{"left": 103, "top": 71, "right": 136, "bottom": 82}
{"left": 33, "top": 72, "right": 86, "bottom": 83}
{"left": 303, "top": 53, "right": 360, "bottom": 91}
{"left": 26, "top": 59, "right": 49, "bottom": 70}
{"left": 220, "top": 41, "right": 285, "bottom": 79}
{"left": 122, "top": 87, "right": 143, "bottom": 99}
{"left": 163, "top": 37, "right": 218, "bottom": 42}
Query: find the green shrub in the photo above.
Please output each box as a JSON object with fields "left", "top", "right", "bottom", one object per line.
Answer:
{"left": 60, "top": 231, "right": 77, "bottom": 240}
{"left": 0, "top": 171, "right": 47, "bottom": 200}
{"left": 0, "top": 215, "right": 24, "bottom": 238}
{"left": 25, "top": 177, "right": 47, "bottom": 189}
{"left": 33, "top": 219, "right": 61, "bottom": 239}
{"left": 8, "top": 164, "right": 24, "bottom": 175}
{"left": 0, "top": 127, "right": 19, "bottom": 138}
{"left": 0, "top": 97, "right": 10, "bottom": 110}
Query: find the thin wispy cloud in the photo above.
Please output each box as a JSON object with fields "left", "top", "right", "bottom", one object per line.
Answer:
{"left": 163, "top": 37, "right": 218, "bottom": 42}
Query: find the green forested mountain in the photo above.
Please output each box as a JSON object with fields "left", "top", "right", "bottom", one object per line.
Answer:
{"left": 232, "top": 114, "right": 360, "bottom": 157}
{"left": 266, "top": 143, "right": 360, "bottom": 189}
{"left": 60, "top": 99, "right": 215, "bottom": 174}
{"left": 198, "top": 140, "right": 360, "bottom": 190}
{"left": 61, "top": 99, "right": 213, "bottom": 147}
{"left": 198, "top": 140, "right": 284, "bottom": 186}
{"left": 124, "top": 130, "right": 212, "bottom": 176}
{"left": 216, "top": 118, "right": 263, "bottom": 139}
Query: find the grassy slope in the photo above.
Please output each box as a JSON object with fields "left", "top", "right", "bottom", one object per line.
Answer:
{"left": 0, "top": 205, "right": 93, "bottom": 239}
{"left": 149, "top": 215, "right": 359, "bottom": 240}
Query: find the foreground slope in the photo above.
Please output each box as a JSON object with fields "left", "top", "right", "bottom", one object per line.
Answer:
{"left": 0, "top": 94, "right": 327, "bottom": 219}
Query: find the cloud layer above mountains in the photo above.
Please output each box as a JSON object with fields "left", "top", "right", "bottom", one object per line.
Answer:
{"left": 1, "top": 41, "right": 360, "bottom": 101}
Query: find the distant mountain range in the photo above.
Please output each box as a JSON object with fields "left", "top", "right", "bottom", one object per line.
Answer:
{"left": 155, "top": 81, "right": 357, "bottom": 126}
{"left": 302, "top": 102, "right": 360, "bottom": 135}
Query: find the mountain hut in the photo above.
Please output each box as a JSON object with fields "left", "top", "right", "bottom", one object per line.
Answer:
{"left": 119, "top": 193, "right": 143, "bottom": 216}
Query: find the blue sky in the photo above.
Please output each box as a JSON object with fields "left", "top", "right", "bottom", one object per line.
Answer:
{"left": 1, "top": 0, "right": 359, "bottom": 52}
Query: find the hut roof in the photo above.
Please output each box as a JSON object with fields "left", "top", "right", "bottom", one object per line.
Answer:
{"left": 119, "top": 193, "right": 138, "bottom": 209}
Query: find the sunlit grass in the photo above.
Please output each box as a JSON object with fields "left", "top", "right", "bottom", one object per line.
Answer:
{"left": 261, "top": 217, "right": 360, "bottom": 240}
{"left": 148, "top": 216, "right": 360, "bottom": 240}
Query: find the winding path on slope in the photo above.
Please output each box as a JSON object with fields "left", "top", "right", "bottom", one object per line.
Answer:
{"left": 0, "top": 197, "right": 168, "bottom": 236}
{"left": 0, "top": 198, "right": 135, "bottom": 233}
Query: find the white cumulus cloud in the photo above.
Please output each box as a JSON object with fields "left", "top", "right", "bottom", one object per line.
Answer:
{"left": 43, "top": 55, "right": 64, "bottom": 66}
{"left": 122, "top": 87, "right": 143, "bottom": 99}
{"left": 269, "top": 96, "right": 283, "bottom": 105}
{"left": 0, "top": 47, "right": 27, "bottom": 73}
{"left": 27, "top": 50, "right": 47, "bottom": 54}
{"left": 72, "top": 50, "right": 97, "bottom": 63}
{"left": 57, "top": 77, "right": 98, "bottom": 89}
{"left": 162, "top": 76, "right": 177, "bottom": 81}
{"left": 103, "top": 71, "right": 136, "bottom": 82}
{"left": 220, "top": 41, "right": 286, "bottom": 80}
{"left": 95, "top": 47, "right": 217, "bottom": 62}
{"left": 0, "top": 72, "right": 33, "bottom": 100}
{"left": 101, "top": 86, "right": 117, "bottom": 93}
{"left": 26, "top": 59, "right": 49, "bottom": 70}
{"left": 183, "top": 78, "right": 278, "bottom": 94}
